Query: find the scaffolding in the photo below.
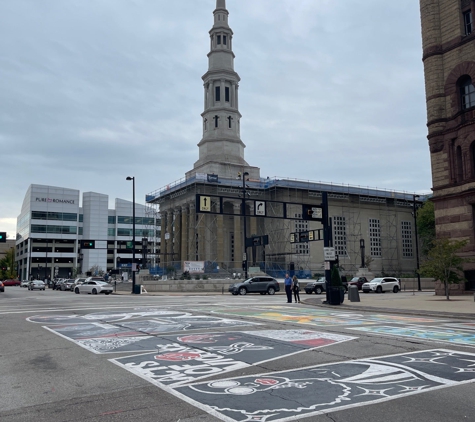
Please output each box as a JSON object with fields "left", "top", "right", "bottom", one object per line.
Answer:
{"left": 146, "top": 175, "right": 424, "bottom": 278}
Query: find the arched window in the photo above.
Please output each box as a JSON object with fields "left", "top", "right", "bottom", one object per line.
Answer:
{"left": 456, "top": 145, "right": 464, "bottom": 182}
{"left": 460, "top": 76, "right": 475, "bottom": 109}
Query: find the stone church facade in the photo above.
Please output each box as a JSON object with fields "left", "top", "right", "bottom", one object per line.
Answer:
{"left": 420, "top": 0, "right": 475, "bottom": 290}
{"left": 147, "top": 0, "right": 421, "bottom": 279}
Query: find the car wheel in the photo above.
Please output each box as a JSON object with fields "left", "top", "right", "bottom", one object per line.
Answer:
{"left": 75, "top": 288, "right": 80, "bottom": 294}
{"left": 393, "top": 286, "right": 399, "bottom": 293}
{"left": 92, "top": 288, "right": 98, "bottom": 295}
{"left": 238, "top": 287, "right": 247, "bottom": 295}
{"left": 315, "top": 286, "right": 323, "bottom": 295}
{"left": 267, "top": 287, "right": 276, "bottom": 295}
{"left": 376, "top": 286, "right": 382, "bottom": 293}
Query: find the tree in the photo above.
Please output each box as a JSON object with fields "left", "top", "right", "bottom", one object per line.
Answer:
{"left": 417, "top": 200, "right": 436, "bottom": 258}
{"left": 0, "top": 248, "right": 17, "bottom": 280}
{"left": 419, "top": 238, "right": 468, "bottom": 300}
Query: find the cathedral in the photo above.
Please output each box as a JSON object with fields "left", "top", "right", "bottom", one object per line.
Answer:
{"left": 146, "top": 0, "right": 420, "bottom": 278}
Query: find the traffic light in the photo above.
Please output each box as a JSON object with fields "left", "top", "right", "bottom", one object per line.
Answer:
{"left": 80, "top": 240, "right": 95, "bottom": 249}
{"left": 0, "top": 232, "right": 6, "bottom": 243}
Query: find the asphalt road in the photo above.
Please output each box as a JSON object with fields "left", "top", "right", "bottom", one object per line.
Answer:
{"left": 1, "top": 287, "right": 474, "bottom": 422}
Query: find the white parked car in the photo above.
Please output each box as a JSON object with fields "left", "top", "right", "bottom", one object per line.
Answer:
{"left": 74, "top": 280, "right": 113, "bottom": 295}
{"left": 362, "top": 277, "right": 400, "bottom": 293}
{"left": 20, "top": 280, "right": 30, "bottom": 288}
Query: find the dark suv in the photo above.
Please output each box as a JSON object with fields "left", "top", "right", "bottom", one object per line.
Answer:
{"left": 229, "top": 276, "right": 280, "bottom": 296}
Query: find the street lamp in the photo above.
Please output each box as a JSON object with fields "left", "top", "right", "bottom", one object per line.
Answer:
{"left": 413, "top": 194, "right": 421, "bottom": 291}
{"left": 126, "top": 176, "right": 136, "bottom": 294}
{"left": 241, "top": 171, "right": 249, "bottom": 279}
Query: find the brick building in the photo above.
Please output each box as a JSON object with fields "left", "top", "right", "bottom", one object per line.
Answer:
{"left": 420, "top": 0, "right": 475, "bottom": 290}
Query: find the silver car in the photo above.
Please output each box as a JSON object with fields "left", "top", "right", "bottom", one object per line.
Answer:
{"left": 74, "top": 280, "right": 113, "bottom": 295}
{"left": 28, "top": 280, "right": 46, "bottom": 291}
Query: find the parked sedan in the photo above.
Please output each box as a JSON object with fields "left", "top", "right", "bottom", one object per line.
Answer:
{"left": 28, "top": 280, "right": 46, "bottom": 290}
{"left": 3, "top": 279, "right": 21, "bottom": 286}
{"left": 20, "top": 280, "right": 30, "bottom": 288}
{"left": 60, "top": 279, "right": 75, "bottom": 291}
{"left": 348, "top": 277, "right": 369, "bottom": 291}
{"left": 362, "top": 277, "right": 400, "bottom": 293}
{"left": 74, "top": 280, "right": 113, "bottom": 295}
{"left": 228, "top": 276, "right": 280, "bottom": 295}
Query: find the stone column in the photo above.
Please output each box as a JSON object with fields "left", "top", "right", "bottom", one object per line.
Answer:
{"left": 188, "top": 204, "right": 196, "bottom": 260}
{"left": 217, "top": 214, "right": 225, "bottom": 266}
{"left": 160, "top": 211, "right": 167, "bottom": 267}
{"left": 220, "top": 79, "right": 225, "bottom": 104}
{"left": 233, "top": 203, "right": 242, "bottom": 269}
{"left": 166, "top": 211, "right": 173, "bottom": 267}
{"left": 232, "top": 82, "right": 236, "bottom": 108}
{"left": 174, "top": 208, "right": 182, "bottom": 263}
{"left": 181, "top": 205, "right": 188, "bottom": 262}
{"left": 197, "top": 213, "right": 206, "bottom": 261}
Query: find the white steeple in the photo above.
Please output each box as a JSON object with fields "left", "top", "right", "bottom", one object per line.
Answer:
{"left": 187, "top": 0, "right": 260, "bottom": 180}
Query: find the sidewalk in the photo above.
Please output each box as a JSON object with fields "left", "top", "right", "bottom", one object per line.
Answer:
{"left": 304, "top": 291, "right": 475, "bottom": 319}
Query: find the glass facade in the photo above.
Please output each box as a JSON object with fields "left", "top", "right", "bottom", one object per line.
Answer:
{"left": 31, "top": 225, "right": 77, "bottom": 234}
{"left": 32, "top": 211, "right": 78, "bottom": 221}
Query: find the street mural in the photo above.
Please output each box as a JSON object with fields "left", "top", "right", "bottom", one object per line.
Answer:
{"left": 109, "top": 330, "right": 355, "bottom": 386}
{"left": 173, "top": 349, "right": 475, "bottom": 421}
{"left": 349, "top": 326, "right": 475, "bottom": 347}
{"left": 199, "top": 306, "right": 444, "bottom": 327}
{"left": 27, "top": 309, "right": 190, "bottom": 324}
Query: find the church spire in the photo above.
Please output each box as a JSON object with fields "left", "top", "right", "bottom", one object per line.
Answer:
{"left": 187, "top": 0, "right": 260, "bottom": 180}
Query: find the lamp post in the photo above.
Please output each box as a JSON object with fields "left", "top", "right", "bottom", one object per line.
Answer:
{"left": 413, "top": 194, "right": 421, "bottom": 291}
{"left": 241, "top": 171, "right": 249, "bottom": 279}
{"left": 126, "top": 176, "right": 136, "bottom": 294}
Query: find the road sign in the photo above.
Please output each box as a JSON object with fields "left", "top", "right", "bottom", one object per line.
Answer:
{"left": 243, "top": 253, "right": 247, "bottom": 261}
{"left": 255, "top": 201, "right": 266, "bottom": 216}
{"left": 290, "top": 233, "right": 295, "bottom": 243}
{"left": 199, "top": 196, "right": 211, "bottom": 212}
{"left": 324, "top": 247, "right": 336, "bottom": 261}
{"left": 303, "top": 205, "right": 323, "bottom": 221}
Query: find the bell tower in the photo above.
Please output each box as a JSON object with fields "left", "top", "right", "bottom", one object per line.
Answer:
{"left": 187, "top": 0, "right": 260, "bottom": 180}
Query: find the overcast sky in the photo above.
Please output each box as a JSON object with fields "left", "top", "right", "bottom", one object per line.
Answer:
{"left": 0, "top": 0, "right": 430, "bottom": 239}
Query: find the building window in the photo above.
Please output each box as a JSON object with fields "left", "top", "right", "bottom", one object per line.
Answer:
{"left": 463, "top": 10, "right": 473, "bottom": 35}
{"left": 108, "top": 228, "right": 115, "bottom": 236}
{"left": 223, "top": 35, "right": 227, "bottom": 45}
{"left": 214, "top": 115, "right": 219, "bottom": 128}
{"left": 460, "top": 76, "right": 475, "bottom": 109}
{"left": 225, "top": 87, "right": 230, "bottom": 102}
{"left": 217, "top": 35, "right": 221, "bottom": 45}
{"left": 31, "top": 225, "right": 77, "bottom": 235}
{"left": 108, "top": 216, "right": 116, "bottom": 224}
{"left": 369, "top": 218, "right": 381, "bottom": 257}
{"left": 333, "top": 216, "right": 347, "bottom": 257}
{"left": 401, "top": 221, "right": 413, "bottom": 258}
{"left": 228, "top": 116, "right": 232, "bottom": 128}
{"left": 215, "top": 86, "right": 221, "bottom": 102}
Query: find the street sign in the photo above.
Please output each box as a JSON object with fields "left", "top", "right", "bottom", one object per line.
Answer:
{"left": 255, "top": 201, "right": 266, "bottom": 216}
{"left": 243, "top": 253, "right": 247, "bottom": 260}
{"left": 324, "top": 247, "right": 336, "bottom": 261}
{"left": 199, "top": 196, "right": 211, "bottom": 212}
{"left": 303, "top": 205, "right": 323, "bottom": 221}
{"left": 290, "top": 233, "right": 295, "bottom": 243}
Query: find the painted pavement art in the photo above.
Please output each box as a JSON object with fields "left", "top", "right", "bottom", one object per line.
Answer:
{"left": 197, "top": 306, "right": 445, "bottom": 327}
{"left": 172, "top": 349, "right": 475, "bottom": 422}
{"left": 109, "top": 330, "right": 355, "bottom": 387}
{"left": 349, "top": 326, "right": 475, "bottom": 347}
{"left": 27, "top": 309, "right": 191, "bottom": 324}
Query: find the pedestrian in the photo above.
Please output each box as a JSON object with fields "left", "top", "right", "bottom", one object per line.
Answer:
{"left": 284, "top": 273, "right": 293, "bottom": 303}
{"left": 292, "top": 275, "right": 301, "bottom": 303}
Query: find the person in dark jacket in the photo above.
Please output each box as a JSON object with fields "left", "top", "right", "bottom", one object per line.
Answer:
{"left": 284, "top": 273, "right": 292, "bottom": 303}
{"left": 292, "top": 275, "right": 301, "bottom": 303}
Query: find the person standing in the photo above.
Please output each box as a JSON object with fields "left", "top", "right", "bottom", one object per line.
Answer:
{"left": 284, "top": 273, "right": 293, "bottom": 303}
{"left": 292, "top": 275, "right": 301, "bottom": 303}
